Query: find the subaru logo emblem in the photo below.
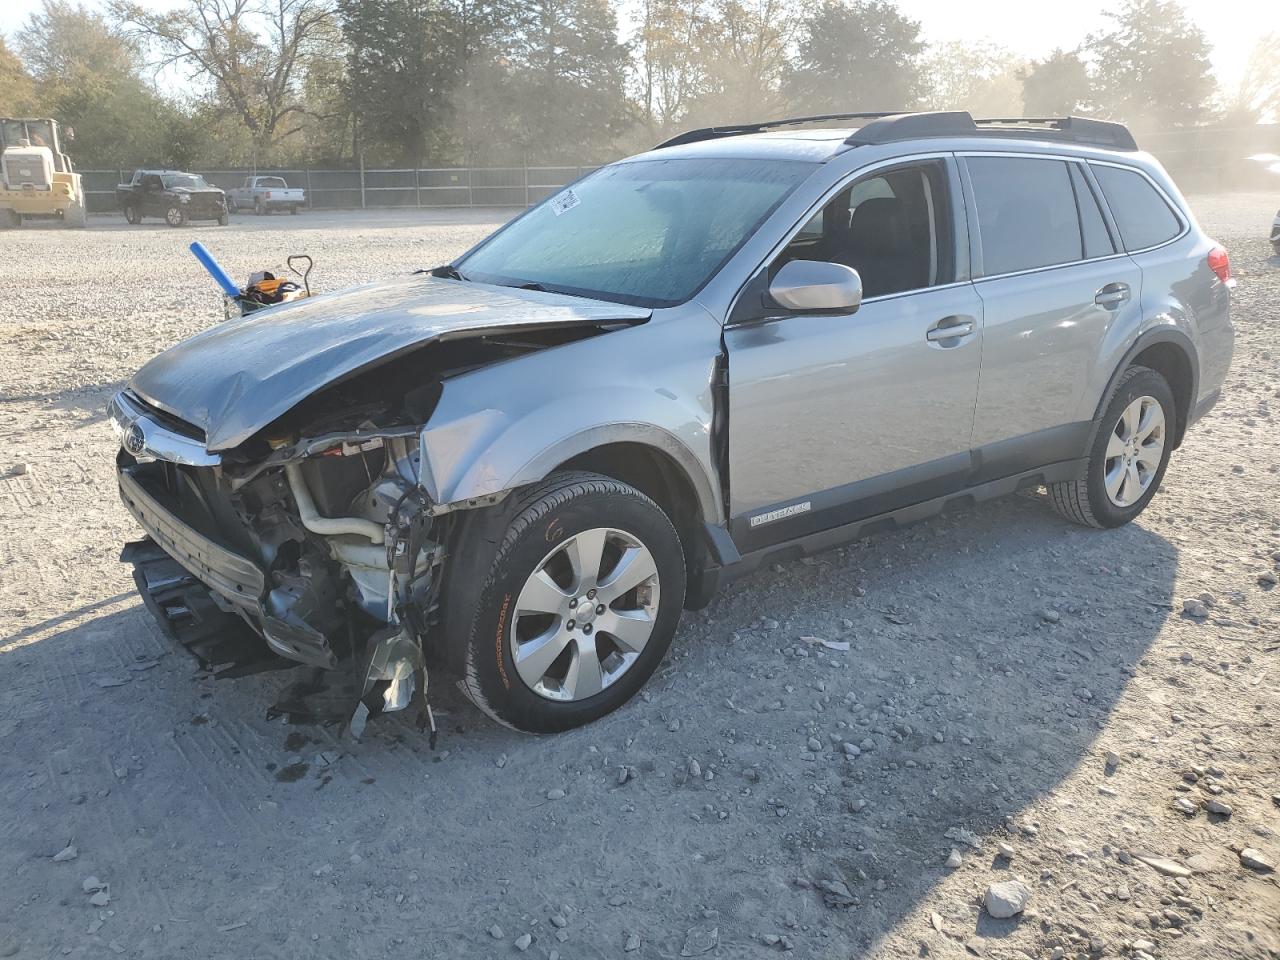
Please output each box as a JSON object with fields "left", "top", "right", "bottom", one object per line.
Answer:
{"left": 124, "top": 422, "right": 146, "bottom": 456}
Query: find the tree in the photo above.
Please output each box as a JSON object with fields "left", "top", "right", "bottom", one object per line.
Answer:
{"left": 0, "top": 38, "right": 37, "bottom": 115}
{"left": 922, "top": 40, "right": 1025, "bottom": 116}
{"left": 15, "top": 1, "right": 178, "bottom": 166}
{"left": 784, "top": 0, "right": 924, "bottom": 114}
{"left": 480, "top": 0, "right": 633, "bottom": 163}
{"left": 1233, "top": 32, "right": 1280, "bottom": 123}
{"left": 632, "top": 0, "right": 722, "bottom": 136}
{"left": 111, "top": 0, "right": 335, "bottom": 158}
{"left": 689, "top": 0, "right": 812, "bottom": 124}
{"left": 1021, "top": 48, "right": 1092, "bottom": 116}
{"left": 1086, "top": 0, "right": 1214, "bottom": 127}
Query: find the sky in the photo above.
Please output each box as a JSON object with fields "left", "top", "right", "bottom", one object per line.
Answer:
{"left": 2, "top": 0, "right": 1277, "bottom": 98}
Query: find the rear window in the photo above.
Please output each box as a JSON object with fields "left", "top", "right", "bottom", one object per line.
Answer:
{"left": 257, "top": 177, "right": 288, "bottom": 188}
{"left": 968, "top": 156, "right": 1083, "bottom": 276}
{"left": 1091, "top": 164, "right": 1183, "bottom": 251}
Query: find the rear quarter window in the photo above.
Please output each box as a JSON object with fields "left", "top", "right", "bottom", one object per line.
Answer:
{"left": 1091, "top": 165, "right": 1183, "bottom": 251}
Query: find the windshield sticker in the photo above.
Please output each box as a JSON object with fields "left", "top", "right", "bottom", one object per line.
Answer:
{"left": 549, "top": 188, "right": 581, "bottom": 216}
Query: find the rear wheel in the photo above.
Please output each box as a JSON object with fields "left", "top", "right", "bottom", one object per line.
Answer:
{"left": 165, "top": 205, "right": 187, "bottom": 228}
{"left": 0, "top": 208, "right": 19, "bottom": 229}
{"left": 290, "top": 205, "right": 299, "bottom": 215}
{"left": 449, "top": 472, "right": 685, "bottom": 733}
{"left": 217, "top": 211, "right": 229, "bottom": 226}
{"left": 254, "top": 199, "right": 264, "bottom": 216}
{"left": 1048, "top": 365, "right": 1175, "bottom": 528}
{"left": 124, "top": 203, "right": 141, "bottom": 225}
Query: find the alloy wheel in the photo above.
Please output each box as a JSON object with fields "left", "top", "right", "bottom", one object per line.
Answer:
{"left": 510, "top": 527, "right": 660, "bottom": 702}
{"left": 1103, "top": 395, "right": 1165, "bottom": 507}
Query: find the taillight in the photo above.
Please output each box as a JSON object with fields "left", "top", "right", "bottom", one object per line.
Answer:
{"left": 1207, "top": 245, "right": 1233, "bottom": 286}
{"left": 265, "top": 190, "right": 272, "bottom": 199}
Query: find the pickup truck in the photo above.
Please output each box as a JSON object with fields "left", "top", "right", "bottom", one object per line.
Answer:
{"left": 117, "top": 169, "right": 228, "bottom": 227}
{"left": 228, "top": 175, "right": 305, "bottom": 215}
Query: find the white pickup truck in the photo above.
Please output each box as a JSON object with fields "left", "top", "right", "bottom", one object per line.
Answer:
{"left": 228, "top": 175, "right": 305, "bottom": 215}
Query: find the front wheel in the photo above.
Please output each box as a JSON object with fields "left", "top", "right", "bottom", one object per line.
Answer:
{"left": 1, "top": 208, "right": 20, "bottom": 229}
{"left": 1048, "top": 365, "right": 1176, "bottom": 528}
{"left": 448, "top": 472, "right": 685, "bottom": 733}
{"left": 165, "top": 205, "right": 187, "bottom": 228}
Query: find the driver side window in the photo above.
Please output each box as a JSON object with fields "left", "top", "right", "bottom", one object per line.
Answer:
{"left": 775, "top": 161, "right": 955, "bottom": 299}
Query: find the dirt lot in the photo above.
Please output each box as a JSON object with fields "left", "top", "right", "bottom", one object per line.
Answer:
{"left": 1, "top": 200, "right": 1278, "bottom": 960}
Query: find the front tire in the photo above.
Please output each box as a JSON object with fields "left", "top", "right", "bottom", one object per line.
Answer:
{"left": 1048, "top": 365, "right": 1176, "bottom": 528}
{"left": 165, "top": 205, "right": 187, "bottom": 228}
{"left": 448, "top": 472, "right": 685, "bottom": 733}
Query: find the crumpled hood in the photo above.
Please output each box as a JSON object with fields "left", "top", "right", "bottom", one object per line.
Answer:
{"left": 129, "top": 274, "right": 650, "bottom": 451}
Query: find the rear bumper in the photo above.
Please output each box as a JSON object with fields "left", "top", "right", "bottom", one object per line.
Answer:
{"left": 118, "top": 465, "right": 265, "bottom": 613}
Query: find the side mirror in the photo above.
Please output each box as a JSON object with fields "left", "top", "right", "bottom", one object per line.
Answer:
{"left": 768, "top": 259, "right": 863, "bottom": 313}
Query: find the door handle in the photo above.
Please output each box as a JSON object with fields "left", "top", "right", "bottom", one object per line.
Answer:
{"left": 1094, "top": 282, "right": 1130, "bottom": 308}
{"left": 926, "top": 317, "right": 976, "bottom": 343}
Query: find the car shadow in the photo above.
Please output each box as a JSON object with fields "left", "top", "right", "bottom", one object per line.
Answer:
{"left": 1, "top": 488, "right": 1177, "bottom": 958}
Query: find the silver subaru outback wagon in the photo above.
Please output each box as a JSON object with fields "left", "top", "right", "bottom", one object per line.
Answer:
{"left": 109, "top": 111, "right": 1234, "bottom": 734}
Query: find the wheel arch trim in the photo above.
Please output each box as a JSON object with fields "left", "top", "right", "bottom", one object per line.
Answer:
{"left": 1091, "top": 325, "right": 1199, "bottom": 448}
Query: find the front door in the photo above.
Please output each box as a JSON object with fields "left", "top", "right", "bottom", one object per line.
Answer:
{"left": 141, "top": 174, "right": 166, "bottom": 217}
{"left": 726, "top": 158, "right": 984, "bottom": 552}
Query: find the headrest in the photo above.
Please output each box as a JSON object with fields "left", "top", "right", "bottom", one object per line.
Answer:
{"left": 848, "top": 197, "right": 909, "bottom": 254}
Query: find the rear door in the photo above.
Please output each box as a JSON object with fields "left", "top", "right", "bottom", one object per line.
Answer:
{"left": 725, "top": 156, "right": 985, "bottom": 552}
{"left": 960, "top": 153, "right": 1142, "bottom": 479}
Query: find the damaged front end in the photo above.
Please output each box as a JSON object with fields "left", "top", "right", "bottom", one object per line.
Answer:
{"left": 113, "top": 386, "right": 447, "bottom": 736}
{"left": 109, "top": 273, "right": 653, "bottom": 734}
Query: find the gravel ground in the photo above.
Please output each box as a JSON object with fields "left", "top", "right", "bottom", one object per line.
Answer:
{"left": 1, "top": 198, "right": 1278, "bottom": 960}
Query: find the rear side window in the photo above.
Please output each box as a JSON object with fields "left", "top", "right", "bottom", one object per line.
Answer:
{"left": 967, "top": 157, "right": 1082, "bottom": 276}
{"left": 1069, "top": 164, "right": 1116, "bottom": 259}
{"left": 1091, "top": 164, "right": 1183, "bottom": 251}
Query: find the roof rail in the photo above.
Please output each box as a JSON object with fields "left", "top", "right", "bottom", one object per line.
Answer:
{"left": 654, "top": 112, "right": 903, "bottom": 149}
{"left": 846, "top": 112, "right": 1138, "bottom": 151}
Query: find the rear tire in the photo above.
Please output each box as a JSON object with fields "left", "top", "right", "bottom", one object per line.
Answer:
{"left": 1048, "top": 365, "right": 1175, "bottom": 528}
{"left": 124, "top": 203, "right": 141, "bottom": 225}
{"left": 447, "top": 471, "right": 685, "bottom": 733}
{"left": 254, "top": 199, "right": 264, "bottom": 216}
{"left": 290, "top": 205, "right": 299, "bottom": 215}
{"left": 217, "top": 211, "right": 229, "bottom": 226}
{"left": 0, "top": 208, "right": 19, "bottom": 229}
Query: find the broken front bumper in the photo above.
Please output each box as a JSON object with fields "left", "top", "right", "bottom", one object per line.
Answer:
{"left": 118, "top": 465, "right": 264, "bottom": 612}
{"left": 118, "top": 463, "right": 337, "bottom": 668}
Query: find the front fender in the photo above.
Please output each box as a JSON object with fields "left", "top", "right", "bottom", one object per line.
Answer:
{"left": 416, "top": 312, "right": 724, "bottom": 523}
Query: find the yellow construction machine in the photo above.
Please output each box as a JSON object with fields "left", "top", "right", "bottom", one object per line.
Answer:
{"left": 0, "top": 117, "right": 87, "bottom": 229}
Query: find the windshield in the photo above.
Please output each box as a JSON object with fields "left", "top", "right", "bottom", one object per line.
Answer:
{"left": 457, "top": 157, "right": 815, "bottom": 307}
{"left": 163, "top": 173, "right": 211, "bottom": 191}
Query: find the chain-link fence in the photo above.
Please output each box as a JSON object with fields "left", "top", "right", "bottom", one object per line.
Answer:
{"left": 79, "top": 165, "right": 598, "bottom": 214}
{"left": 77, "top": 125, "right": 1280, "bottom": 215}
